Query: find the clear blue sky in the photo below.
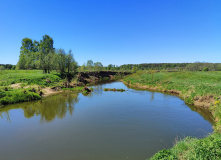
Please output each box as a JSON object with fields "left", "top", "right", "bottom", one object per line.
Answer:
{"left": 0, "top": 0, "right": 220, "bottom": 66}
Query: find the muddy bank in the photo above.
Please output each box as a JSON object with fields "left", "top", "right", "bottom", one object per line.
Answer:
{"left": 122, "top": 81, "right": 214, "bottom": 110}
{"left": 77, "top": 71, "right": 131, "bottom": 84}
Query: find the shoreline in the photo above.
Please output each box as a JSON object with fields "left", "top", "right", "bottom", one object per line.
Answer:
{"left": 122, "top": 80, "right": 217, "bottom": 127}
{"left": 122, "top": 81, "right": 214, "bottom": 109}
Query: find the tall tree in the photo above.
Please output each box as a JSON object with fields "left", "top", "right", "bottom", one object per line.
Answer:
{"left": 17, "top": 38, "right": 34, "bottom": 69}
{"left": 57, "top": 49, "right": 67, "bottom": 74}
{"left": 86, "top": 60, "right": 94, "bottom": 70}
{"left": 39, "top": 35, "right": 54, "bottom": 73}
{"left": 94, "top": 62, "right": 103, "bottom": 71}
{"left": 66, "top": 49, "right": 77, "bottom": 74}
{"left": 20, "top": 38, "right": 34, "bottom": 54}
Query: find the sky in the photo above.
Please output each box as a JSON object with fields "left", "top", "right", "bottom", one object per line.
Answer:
{"left": 0, "top": 0, "right": 220, "bottom": 66}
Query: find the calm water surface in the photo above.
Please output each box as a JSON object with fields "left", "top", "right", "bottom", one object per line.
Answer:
{"left": 0, "top": 82, "right": 213, "bottom": 160}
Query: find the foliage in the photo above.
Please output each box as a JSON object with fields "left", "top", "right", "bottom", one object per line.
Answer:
{"left": 150, "top": 134, "right": 221, "bottom": 160}
{"left": 0, "top": 64, "right": 15, "bottom": 70}
{"left": 186, "top": 63, "right": 221, "bottom": 71}
{"left": 0, "top": 88, "right": 41, "bottom": 105}
{"left": 16, "top": 35, "right": 77, "bottom": 75}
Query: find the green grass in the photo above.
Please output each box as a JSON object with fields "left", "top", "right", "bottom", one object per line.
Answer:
{"left": 0, "top": 70, "right": 62, "bottom": 87}
{"left": 150, "top": 133, "right": 221, "bottom": 160}
{"left": 0, "top": 70, "right": 63, "bottom": 106}
{"left": 0, "top": 88, "right": 41, "bottom": 105}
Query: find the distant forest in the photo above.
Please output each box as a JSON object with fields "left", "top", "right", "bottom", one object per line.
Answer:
{"left": 1, "top": 35, "right": 221, "bottom": 72}
{"left": 2, "top": 62, "right": 221, "bottom": 72}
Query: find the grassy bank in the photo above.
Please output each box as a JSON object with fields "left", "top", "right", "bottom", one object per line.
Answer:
{"left": 0, "top": 70, "right": 83, "bottom": 106}
{"left": 123, "top": 71, "right": 221, "bottom": 159}
{"left": 150, "top": 133, "right": 221, "bottom": 159}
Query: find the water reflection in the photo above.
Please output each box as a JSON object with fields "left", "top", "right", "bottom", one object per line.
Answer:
{"left": 0, "top": 93, "right": 79, "bottom": 123}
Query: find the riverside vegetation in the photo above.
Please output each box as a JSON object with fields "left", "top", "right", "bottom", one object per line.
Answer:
{"left": 122, "top": 70, "right": 221, "bottom": 159}
{"left": 0, "top": 70, "right": 127, "bottom": 107}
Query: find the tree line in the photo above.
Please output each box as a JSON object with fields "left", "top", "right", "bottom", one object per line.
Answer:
{"left": 0, "top": 64, "right": 15, "bottom": 70}
{"left": 2, "top": 35, "right": 220, "bottom": 73}
{"left": 16, "top": 35, "right": 77, "bottom": 74}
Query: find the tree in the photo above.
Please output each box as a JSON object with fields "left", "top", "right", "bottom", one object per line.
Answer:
{"left": 20, "top": 38, "right": 34, "bottom": 54}
{"left": 39, "top": 35, "right": 54, "bottom": 73}
{"left": 107, "top": 64, "right": 113, "bottom": 70}
{"left": 86, "top": 60, "right": 94, "bottom": 71}
{"left": 66, "top": 49, "right": 77, "bottom": 74}
{"left": 17, "top": 38, "right": 33, "bottom": 69}
{"left": 39, "top": 35, "right": 54, "bottom": 53}
{"left": 94, "top": 62, "right": 103, "bottom": 71}
{"left": 80, "top": 64, "right": 86, "bottom": 72}
{"left": 16, "top": 54, "right": 26, "bottom": 69}
{"left": 57, "top": 49, "right": 66, "bottom": 74}
{"left": 132, "top": 65, "right": 138, "bottom": 73}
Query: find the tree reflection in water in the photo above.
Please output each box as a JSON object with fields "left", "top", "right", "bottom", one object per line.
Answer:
{"left": 0, "top": 93, "right": 79, "bottom": 123}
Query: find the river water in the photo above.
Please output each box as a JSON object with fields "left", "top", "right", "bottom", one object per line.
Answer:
{"left": 0, "top": 82, "right": 213, "bottom": 160}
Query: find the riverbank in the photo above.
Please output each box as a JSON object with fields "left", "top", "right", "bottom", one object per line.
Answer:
{"left": 0, "top": 70, "right": 129, "bottom": 107}
{"left": 123, "top": 71, "right": 221, "bottom": 159}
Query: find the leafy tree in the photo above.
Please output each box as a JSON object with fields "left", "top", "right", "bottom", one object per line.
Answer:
{"left": 39, "top": 35, "right": 54, "bottom": 53}
{"left": 86, "top": 60, "right": 94, "bottom": 70}
{"left": 79, "top": 64, "right": 86, "bottom": 72}
{"left": 17, "top": 38, "right": 34, "bottom": 69}
{"left": 39, "top": 35, "right": 54, "bottom": 73}
{"left": 16, "top": 54, "right": 26, "bottom": 69}
{"left": 20, "top": 38, "right": 34, "bottom": 54}
{"left": 94, "top": 62, "right": 103, "bottom": 71}
{"left": 66, "top": 49, "right": 77, "bottom": 74}
{"left": 132, "top": 65, "right": 138, "bottom": 73}
{"left": 57, "top": 49, "right": 66, "bottom": 74}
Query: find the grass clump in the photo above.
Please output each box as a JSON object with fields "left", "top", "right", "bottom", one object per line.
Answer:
{"left": 150, "top": 134, "right": 221, "bottom": 160}
{"left": 0, "top": 88, "right": 41, "bottom": 105}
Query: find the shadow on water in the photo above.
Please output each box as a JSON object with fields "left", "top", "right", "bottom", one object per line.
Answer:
{"left": 0, "top": 92, "right": 79, "bottom": 123}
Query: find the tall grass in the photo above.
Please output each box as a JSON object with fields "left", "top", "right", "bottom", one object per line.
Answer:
{"left": 150, "top": 133, "right": 221, "bottom": 160}
{"left": 0, "top": 70, "right": 62, "bottom": 87}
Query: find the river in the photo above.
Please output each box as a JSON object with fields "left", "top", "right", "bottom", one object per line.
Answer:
{"left": 0, "top": 82, "right": 213, "bottom": 160}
